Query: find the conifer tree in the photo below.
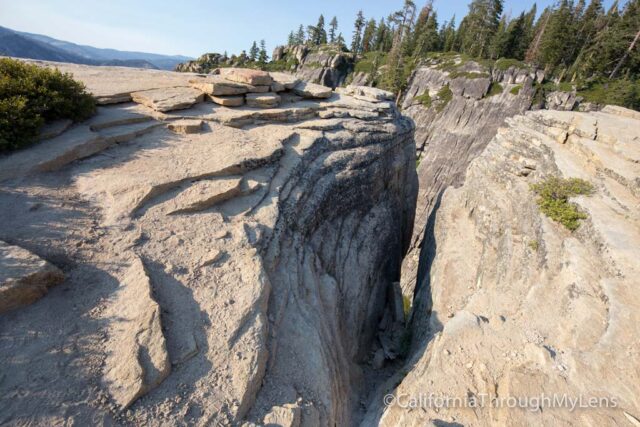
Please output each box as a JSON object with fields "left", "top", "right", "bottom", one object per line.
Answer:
{"left": 329, "top": 16, "right": 338, "bottom": 43}
{"left": 296, "top": 25, "right": 305, "bottom": 45}
{"left": 362, "top": 19, "right": 377, "bottom": 53}
{"left": 315, "top": 15, "right": 328, "bottom": 45}
{"left": 258, "top": 40, "right": 268, "bottom": 64}
{"left": 352, "top": 10, "right": 366, "bottom": 53}
{"left": 442, "top": 16, "right": 457, "bottom": 51}
{"left": 249, "top": 41, "right": 259, "bottom": 62}
{"left": 287, "top": 31, "right": 295, "bottom": 46}
{"left": 538, "top": 0, "right": 575, "bottom": 74}
{"left": 374, "top": 18, "right": 388, "bottom": 51}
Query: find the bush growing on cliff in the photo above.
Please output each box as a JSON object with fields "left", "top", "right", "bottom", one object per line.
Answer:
{"left": 0, "top": 58, "right": 95, "bottom": 152}
{"left": 414, "top": 91, "right": 432, "bottom": 107}
{"left": 531, "top": 177, "right": 594, "bottom": 231}
{"left": 435, "top": 85, "right": 453, "bottom": 112}
{"left": 510, "top": 84, "right": 523, "bottom": 95}
{"left": 486, "top": 82, "right": 504, "bottom": 97}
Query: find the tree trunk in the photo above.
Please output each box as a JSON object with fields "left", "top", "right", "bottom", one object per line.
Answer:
{"left": 609, "top": 29, "right": 640, "bottom": 80}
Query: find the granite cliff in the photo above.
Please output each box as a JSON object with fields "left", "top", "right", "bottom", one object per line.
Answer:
{"left": 1, "top": 58, "right": 640, "bottom": 427}
{"left": 0, "top": 62, "right": 416, "bottom": 426}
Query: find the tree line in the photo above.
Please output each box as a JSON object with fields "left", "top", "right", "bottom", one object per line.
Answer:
{"left": 285, "top": 0, "right": 640, "bottom": 94}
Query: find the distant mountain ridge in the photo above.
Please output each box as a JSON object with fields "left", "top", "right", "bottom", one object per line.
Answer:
{"left": 0, "top": 26, "right": 191, "bottom": 70}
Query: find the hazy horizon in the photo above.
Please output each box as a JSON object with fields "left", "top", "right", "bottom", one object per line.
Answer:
{"left": 0, "top": 0, "right": 620, "bottom": 58}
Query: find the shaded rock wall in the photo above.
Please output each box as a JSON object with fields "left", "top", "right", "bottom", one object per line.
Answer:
{"left": 399, "top": 60, "right": 541, "bottom": 296}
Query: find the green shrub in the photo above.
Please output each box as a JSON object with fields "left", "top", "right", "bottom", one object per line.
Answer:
{"left": 354, "top": 51, "right": 387, "bottom": 74}
{"left": 510, "top": 84, "right": 522, "bottom": 95}
{"left": 530, "top": 177, "right": 594, "bottom": 230}
{"left": 414, "top": 91, "right": 432, "bottom": 108}
{"left": 494, "top": 58, "right": 529, "bottom": 71}
{"left": 448, "top": 70, "right": 490, "bottom": 79}
{"left": 577, "top": 78, "right": 640, "bottom": 110}
{"left": 486, "top": 82, "right": 504, "bottom": 97}
{"left": 402, "top": 294, "right": 412, "bottom": 321}
{"left": 435, "top": 85, "right": 453, "bottom": 112}
{"left": 0, "top": 58, "right": 95, "bottom": 152}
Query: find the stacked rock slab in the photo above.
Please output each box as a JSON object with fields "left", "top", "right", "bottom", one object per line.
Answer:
{"left": 180, "top": 68, "right": 329, "bottom": 110}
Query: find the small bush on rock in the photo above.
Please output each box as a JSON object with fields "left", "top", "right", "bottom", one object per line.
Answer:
{"left": 435, "top": 85, "right": 453, "bottom": 112}
{"left": 531, "top": 177, "right": 594, "bottom": 231}
{"left": 0, "top": 58, "right": 95, "bottom": 152}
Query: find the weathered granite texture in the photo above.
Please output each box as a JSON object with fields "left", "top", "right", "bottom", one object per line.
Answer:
{"left": 0, "top": 62, "right": 417, "bottom": 427}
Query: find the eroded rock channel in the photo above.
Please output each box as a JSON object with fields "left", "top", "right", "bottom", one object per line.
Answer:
{"left": 0, "top": 64, "right": 417, "bottom": 426}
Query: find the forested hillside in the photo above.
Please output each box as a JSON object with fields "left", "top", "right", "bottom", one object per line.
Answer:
{"left": 280, "top": 0, "right": 640, "bottom": 108}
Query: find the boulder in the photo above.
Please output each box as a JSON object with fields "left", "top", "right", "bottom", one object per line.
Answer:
{"left": 343, "top": 85, "right": 394, "bottom": 102}
{"left": 167, "top": 119, "right": 204, "bottom": 134}
{"left": 209, "top": 95, "right": 245, "bottom": 107}
{"left": 219, "top": 68, "right": 273, "bottom": 86}
{"left": 131, "top": 87, "right": 205, "bottom": 112}
{"left": 190, "top": 76, "right": 249, "bottom": 96}
{"left": 0, "top": 241, "right": 64, "bottom": 314}
{"left": 292, "top": 81, "right": 333, "bottom": 99}
{"left": 246, "top": 92, "right": 281, "bottom": 108}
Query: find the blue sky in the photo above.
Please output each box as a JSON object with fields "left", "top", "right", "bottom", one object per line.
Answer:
{"left": 0, "top": 0, "right": 619, "bottom": 58}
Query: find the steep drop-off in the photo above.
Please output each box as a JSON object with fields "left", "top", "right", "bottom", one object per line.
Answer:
{"left": 399, "top": 57, "right": 542, "bottom": 296}
{"left": 0, "top": 62, "right": 416, "bottom": 426}
{"left": 365, "top": 105, "right": 640, "bottom": 426}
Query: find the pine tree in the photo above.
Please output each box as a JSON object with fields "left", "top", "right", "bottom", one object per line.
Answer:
{"left": 458, "top": 0, "right": 504, "bottom": 58}
{"left": 249, "top": 41, "right": 259, "bottom": 62}
{"left": 296, "top": 25, "right": 305, "bottom": 45}
{"left": 489, "top": 13, "right": 509, "bottom": 59}
{"left": 374, "top": 18, "right": 388, "bottom": 51}
{"left": 315, "top": 14, "right": 328, "bottom": 45}
{"left": 526, "top": 7, "right": 552, "bottom": 63}
{"left": 383, "top": 0, "right": 416, "bottom": 93}
{"left": 258, "top": 40, "right": 268, "bottom": 64}
{"left": 570, "top": 0, "right": 606, "bottom": 79}
{"left": 601, "top": 0, "right": 640, "bottom": 79}
{"left": 287, "top": 31, "right": 295, "bottom": 46}
{"left": 538, "top": 0, "right": 576, "bottom": 75}
{"left": 329, "top": 16, "right": 338, "bottom": 43}
{"left": 362, "top": 19, "right": 377, "bottom": 53}
{"left": 409, "top": 1, "right": 434, "bottom": 57}
{"left": 336, "top": 32, "right": 346, "bottom": 49}
{"left": 443, "top": 16, "right": 457, "bottom": 51}
{"left": 413, "top": 7, "right": 440, "bottom": 57}
{"left": 352, "top": 10, "right": 366, "bottom": 53}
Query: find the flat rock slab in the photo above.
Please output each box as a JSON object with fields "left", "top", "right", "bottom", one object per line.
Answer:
{"left": 269, "top": 72, "right": 301, "bottom": 90}
{"left": 168, "top": 119, "right": 204, "bottom": 134}
{"left": 19, "top": 59, "right": 198, "bottom": 104}
{"left": 131, "top": 87, "right": 205, "bottom": 112}
{"left": 103, "top": 258, "right": 170, "bottom": 409}
{"left": 0, "top": 241, "right": 64, "bottom": 314}
{"left": 167, "top": 177, "right": 243, "bottom": 214}
{"left": 246, "top": 92, "right": 281, "bottom": 108}
{"left": 342, "top": 85, "right": 395, "bottom": 102}
{"left": 220, "top": 68, "right": 273, "bottom": 86}
{"left": 209, "top": 95, "right": 245, "bottom": 107}
{"left": 190, "top": 76, "right": 250, "bottom": 96}
{"left": 293, "top": 81, "right": 333, "bottom": 99}
{"left": 89, "top": 105, "right": 153, "bottom": 131}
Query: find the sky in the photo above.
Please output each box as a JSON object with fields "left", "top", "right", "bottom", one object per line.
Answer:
{"left": 0, "top": 0, "right": 619, "bottom": 59}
